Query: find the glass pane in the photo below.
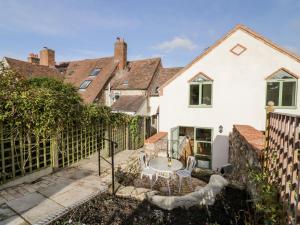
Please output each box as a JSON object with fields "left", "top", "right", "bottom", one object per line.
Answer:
{"left": 195, "top": 128, "right": 211, "bottom": 142}
{"left": 201, "top": 83, "right": 212, "bottom": 105}
{"left": 195, "top": 142, "right": 211, "bottom": 156}
{"left": 79, "top": 80, "right": 92, "bottom": 89}
{"left": 189, "top": 84, "right": 199, "bottom": 105}
{"left": 282, "top": 82, "right": 296, "bottom": 106}
{"left": 90, "top": 68, "right": 101, "bottom": 76}
{"left": 191, "top": 74, "right": 210, "bottom": 82}
{"left": 266, "top": 82, "right": 279, "bottom": 106}
{"left": 195, "top": 155, "right": 211, "bottom": 169}
{"left": 271, "top": 70, "right": 294, "bottom": 79}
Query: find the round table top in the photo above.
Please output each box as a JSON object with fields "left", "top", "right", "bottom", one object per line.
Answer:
{"left": 149, "top": 157, "right": 183, "bottom": 173}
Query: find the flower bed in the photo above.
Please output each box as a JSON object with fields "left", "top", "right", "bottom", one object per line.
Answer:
{"left": 49, "top": 185, "right": 249, "bottom": 225}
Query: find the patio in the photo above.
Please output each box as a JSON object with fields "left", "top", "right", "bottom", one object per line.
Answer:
{"left": 0, "top": 150, "right": 139, "bottom": 225}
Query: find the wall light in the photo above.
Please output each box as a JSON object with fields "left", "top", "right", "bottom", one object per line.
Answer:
{"left": 218, "top": 125, "right": 223, "bottom": 133}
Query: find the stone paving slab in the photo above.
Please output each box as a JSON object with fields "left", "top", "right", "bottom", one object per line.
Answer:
{"left": 0, "top": 150, "right": 139, "bottom": 225}
{"left": 0, "top": 215, "right": 29, "bottom": 225}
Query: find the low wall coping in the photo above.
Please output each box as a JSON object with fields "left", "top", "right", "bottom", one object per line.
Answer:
{"left": 233, "top": 125, "right": 264, "bottom": 156}
{"left": 145, "top": 132, "right": 168, "bottom": 144}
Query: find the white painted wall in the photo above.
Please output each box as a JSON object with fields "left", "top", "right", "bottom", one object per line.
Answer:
{"left": 159, "top": 29, "right": 300, "bottom": 170}
{"left": 104, "top": 89, "right": 146, "bottom": 106}
{"left": 149, "top": 96, "right": 160, "bottom": 115}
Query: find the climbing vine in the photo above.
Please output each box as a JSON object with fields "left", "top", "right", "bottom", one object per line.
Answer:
{"left": 0, "top": 63, "right": 132, "bottom": 137}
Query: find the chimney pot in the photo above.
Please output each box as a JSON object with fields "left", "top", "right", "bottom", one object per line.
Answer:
{"left": 28, "top": 53, "right": 40, "bottom": 65}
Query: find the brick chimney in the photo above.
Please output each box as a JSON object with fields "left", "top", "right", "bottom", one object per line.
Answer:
{"left": 114, "top": 37, "right": 127, "bottom": 70}
{"left": 27, "top": 53, "right": 40, "bottom": 65}
{"left": 39, "top": 47, "right": 55, "bottom": 67}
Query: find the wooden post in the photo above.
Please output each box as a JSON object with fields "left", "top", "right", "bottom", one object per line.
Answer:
{"left": 0, "top": 124, "right": 5, "bottom": 183}
{"left": 104, "top": 125, "right": 110, "bottom": 157}
{"left": 50, "top": 135, "right": 59, "bottom": 170}
{"left": 264, "top": 101, "right": 275, "bottom": 171}
{"left": 125, "top": 124, "right": 129, "bottom": 150}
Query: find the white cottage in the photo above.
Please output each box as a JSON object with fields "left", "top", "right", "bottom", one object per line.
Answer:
{"left": 158, "top": 24, "right": 300, "bottom": 170}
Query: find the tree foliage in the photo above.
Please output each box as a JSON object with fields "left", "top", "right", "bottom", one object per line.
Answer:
{"left": 0, "top": 64, "right": 134, "bottom": 137}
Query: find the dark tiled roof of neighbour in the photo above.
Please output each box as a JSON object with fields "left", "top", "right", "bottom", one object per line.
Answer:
{"left": 4, "top": 57, "right": 62, "bottom": 79}
{"left": 149, "top": 67, "right": 183, "bottom": 96}
{"left": 64, "top": 57, "right": 117, "bottom": 104}
{"left": 110, "top": 58, "right": 161, "bottom": 90}
{"left": 111, "top": 95, "right": 146, "bottom": 113}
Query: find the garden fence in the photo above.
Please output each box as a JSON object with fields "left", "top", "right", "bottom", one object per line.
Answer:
{"left": 266, "top": 112, "right": 300, "bottom": 225}
{"left": 0, "top": 117, "right": 145, "bottom": 186}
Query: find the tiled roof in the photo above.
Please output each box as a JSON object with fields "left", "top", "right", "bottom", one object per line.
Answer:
{"left": 63, "top": 57, "right": 117, "bottom": 104}
{"left": 4, "top": 57, "right": 62, "bottom": 79}
{"left": 149, "top": 67, "right": 182, "bottom": 96}
{"left": 111, "top": 95, "right": 146, "bottom": 113}
{"left": 109, "top": 58, "right": 161, "bottom": 90}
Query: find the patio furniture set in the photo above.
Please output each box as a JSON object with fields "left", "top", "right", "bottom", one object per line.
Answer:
{"left": 139, "top": 152, "right": 196, "bottom": 195}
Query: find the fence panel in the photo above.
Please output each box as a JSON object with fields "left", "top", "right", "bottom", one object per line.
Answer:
{"left": 57, "top": 122, "right": 106, "bottom": 168}
{"left": 267, "top": 112, "right": 300, "bottom": 225}
{"left": 0, "top": 124, "right": 51, "bottom": 185}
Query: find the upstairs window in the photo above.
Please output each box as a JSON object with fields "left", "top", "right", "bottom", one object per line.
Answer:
{"left": 266, "top": 69, "right": 297, "bottom": 108}
{"left": 189, "top": 73, "right": 213, "bottom": 107}
{"left": 79, "top": 80, "right": 92, "bottom": 90}
{"left": 89, "top": 68, "right": 101, "bottom": 77}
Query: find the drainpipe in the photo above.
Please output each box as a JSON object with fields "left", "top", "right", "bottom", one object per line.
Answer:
{"left": 108, "top": 82, "right": 111, "bottom": 106}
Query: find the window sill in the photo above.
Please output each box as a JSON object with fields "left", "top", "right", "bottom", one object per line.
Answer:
{"left": 265, "top": 106, "right": 297, "bottom": 110}
{"left": 188, "top": 105, "right": 212, "bottom": 108}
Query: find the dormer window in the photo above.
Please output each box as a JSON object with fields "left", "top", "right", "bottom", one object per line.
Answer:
{"left": 266, "top": 69, "right": 297, "bottom": 108}
{"left": 189, "top": 73, "right": 213, "bottom": 107}
{"left": 79, "top": 80, "right": 92, "bottom": 90}
{"left": 89, "top": 68, "right": 101, "bottom": 77}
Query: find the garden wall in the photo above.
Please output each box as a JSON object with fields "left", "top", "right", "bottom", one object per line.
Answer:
{"left": 228, "top": 125, "right": 264, "bottom": 185}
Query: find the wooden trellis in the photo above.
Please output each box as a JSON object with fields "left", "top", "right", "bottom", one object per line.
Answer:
{"left": 266, "top": 112, "right": 300, "bottom": 225}
{"left": 0, "top": 117, "right": 146, "bottom": 186}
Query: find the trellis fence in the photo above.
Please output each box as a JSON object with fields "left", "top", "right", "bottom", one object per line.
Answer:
{"left": 0, "top": 118, "right": 145, "bottom": 186}
{"left": 266, "top": 112, "right": 300, "bottom": 225}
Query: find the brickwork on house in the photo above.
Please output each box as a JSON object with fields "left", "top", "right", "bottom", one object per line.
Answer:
{"left": 39, "top": 48, "right": 55, "bottom": 67}
{"left": 114, "top": 38, "right": 127, "bottom": 70}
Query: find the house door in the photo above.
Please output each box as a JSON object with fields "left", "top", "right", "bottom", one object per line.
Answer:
{"left": 170, "top": 126, "right": 179, "bottom": 157}
{"left": 194, "top": 127, "right": 213, "bottom": 169}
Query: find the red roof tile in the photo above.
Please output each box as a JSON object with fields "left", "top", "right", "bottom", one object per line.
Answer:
{"left": 5, "top": 57, "right": 62, "bottom": 80}
{"left": 63, "top": 57, "right": 117, "bottom": 103}
{"left": 111, "top": 95, "right": 146, "bottom": 113}
{"left": 109, "top": 58, "right": 161, "bottom": 90}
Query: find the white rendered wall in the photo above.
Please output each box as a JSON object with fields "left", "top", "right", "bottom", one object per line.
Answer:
{"left": 149, "top": 96, "right": 160, "bottom": 116}
{"left": 104, "top": 89, "right": 146, "bottom": 106}
{"left": 159, "top": 29, "right": 300, "bottom": 170}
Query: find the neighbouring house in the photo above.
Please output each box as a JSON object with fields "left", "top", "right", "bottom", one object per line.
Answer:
{"left": 1, "top": 38, "right": 180, "bottom": 136}
{"left": 158, "top": 24, "right": 300, "bottom": 170}
{"left": 2, "top": 48, "right": 62, "bottom": 80}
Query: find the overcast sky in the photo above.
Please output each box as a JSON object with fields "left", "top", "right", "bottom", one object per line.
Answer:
{"left": 0, "top": 0, "right": 300, "bottom": 67}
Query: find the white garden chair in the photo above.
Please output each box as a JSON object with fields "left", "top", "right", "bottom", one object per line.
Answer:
{"left": 156, "top": 170, "right": 173, "bottom": 195}
{"left": 139, "top": 152, "right": 157, "bottom": 189}
{"left": 177, "top": 156, "right": 196, "bottom": 193}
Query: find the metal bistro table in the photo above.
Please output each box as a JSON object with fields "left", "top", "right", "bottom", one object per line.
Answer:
{"left": 149, "top": 157, "right": 183, "bottom": 195}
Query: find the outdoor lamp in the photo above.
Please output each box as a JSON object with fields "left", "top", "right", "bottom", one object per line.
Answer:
{"left": 218, "top": 125, "right": 223, "bottom": 133}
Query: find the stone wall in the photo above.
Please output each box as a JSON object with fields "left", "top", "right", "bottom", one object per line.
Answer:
{"left": 228, "top": 125, "right": 264, "bottom": 185}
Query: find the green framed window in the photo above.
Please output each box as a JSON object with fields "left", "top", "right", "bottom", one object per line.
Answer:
{"left": 194, "top": 128, "right": 213, "bottom": 169}
{"left": 266, "top": 69, "right": 297, "bottom": 108}
{"left": 189, "top": 73, "right": 213, "bottom": 107}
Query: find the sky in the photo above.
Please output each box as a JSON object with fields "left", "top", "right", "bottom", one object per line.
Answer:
{"left": 0, "top": 0, "right": 300, "bottom": 67}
